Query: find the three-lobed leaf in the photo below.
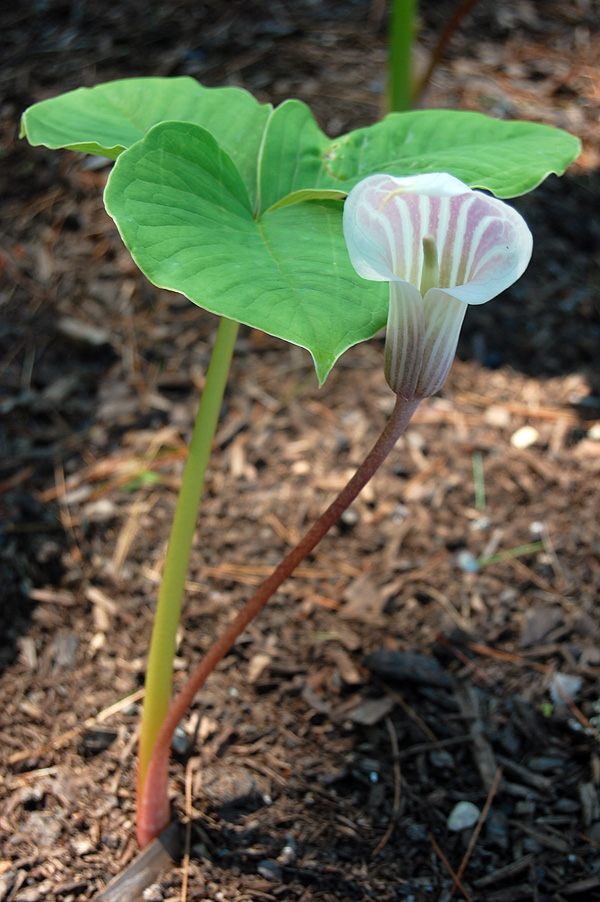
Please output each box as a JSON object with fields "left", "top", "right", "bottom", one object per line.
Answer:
{"left": 22, "top": 77, "right": 581, "bottom": 207}
{"left": 22, "top": 77, "right": 581, "bottom": 380}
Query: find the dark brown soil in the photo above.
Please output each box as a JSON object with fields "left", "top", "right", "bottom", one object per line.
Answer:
{"left": 2, "top": 2, "right": 600, "bottom": 900}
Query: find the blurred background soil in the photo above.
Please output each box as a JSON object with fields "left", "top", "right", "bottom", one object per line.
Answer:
{"left": 1, "top": 1, "right": 600, "bottom": 900}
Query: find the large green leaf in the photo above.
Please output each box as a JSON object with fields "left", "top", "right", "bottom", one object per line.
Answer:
{"left": 104, "top": 121, "right": 387, "bottom": 383}
{"left": 22, "top": 77, "right": 580, "bottom": 380}
{"left": 256, "top": 102, "right": 581, "bottom": 206}
{"left": 20, "top": 77, "right": 272, "bottom": 208}
{"left": 320, "top": 110, "right": 581, "bottom": 198}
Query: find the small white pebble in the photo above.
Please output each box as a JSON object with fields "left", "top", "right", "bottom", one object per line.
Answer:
{"left": 510, "top": 425, "right": 540, "bottom": 449}
{"left": 457, "top": 550, "right": 480, "bottom": 573}
{"left": 484, "top": 405, "right": 511, "bottom": 428}
{"left": 587, "top": 423, "right": 600, "bottom": 441}
{"left": 71, "top": 838, "right": 95, "bottom": 856}
{"left": 447, "top": 801, "right": 480, "bottom": 832}
{"left": 171, "top": 724, "right": 189, "bottom": 755}
{"left": 550, "top": 672, "right": 582, "bottom": 707}
{"left": 429, "top": 749, "right": 454, "bottom": 770}
{"left": 406, "top": 431, "right": 426, "bottom": 450}
{"left": 61, "top": 485, "right": 93, "bottom": 506}
{"left": 83, "top": 498, "right": 118, "bottom": 523}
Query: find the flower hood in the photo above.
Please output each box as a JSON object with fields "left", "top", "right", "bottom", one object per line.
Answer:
{"left": 343, "top": 172, "right": 533, "bottom": 400}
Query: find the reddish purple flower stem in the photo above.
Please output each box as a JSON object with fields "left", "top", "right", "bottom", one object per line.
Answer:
{"left": 137, "top": 394, "right": 419, "bottom": 847}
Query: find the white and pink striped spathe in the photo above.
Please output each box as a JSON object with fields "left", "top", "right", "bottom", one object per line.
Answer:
{"left": 343, "top": 173, "right": 533, "bottom": 401}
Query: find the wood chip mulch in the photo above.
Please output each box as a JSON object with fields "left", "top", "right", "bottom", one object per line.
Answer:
{"left": 1, "top": 1, "right": 600, "bottom": 900}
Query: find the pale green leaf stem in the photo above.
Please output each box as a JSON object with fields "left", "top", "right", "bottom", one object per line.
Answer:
{"left": 138, "top": 316, "right": 239, "bottom": 795}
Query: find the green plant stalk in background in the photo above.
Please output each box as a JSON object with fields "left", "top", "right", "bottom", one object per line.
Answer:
{"left": 477, "top": 540, "right": 545, "bottom": 569}
{"left": 388, "top": 0, "right": 417, "bottom": 112}
{"left": 137, "top": 316, "right": 239, "bottom": 796}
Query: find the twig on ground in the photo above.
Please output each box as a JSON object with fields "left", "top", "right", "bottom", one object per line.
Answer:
{"left": 8, "top": 688, "right": 145, "bottom": 765}
{"left": 429, "top": 832, "right": 473, "bottom": 902}
{"left": 450, "top": 765, "right": 503, "bottom": 896}
{"left": 372, "top": 716, "right": 402, "bottom": 857}
{"left": 180, "top": 758, "right": 194, "bottom": 902}
{"left": 374, "top": 677, "right": 439, "bottom": 743}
